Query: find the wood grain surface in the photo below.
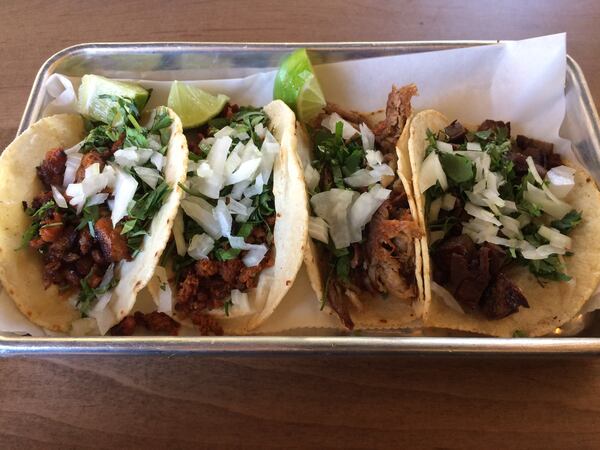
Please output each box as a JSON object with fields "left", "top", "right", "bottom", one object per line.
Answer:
{"left": 2, "top": 0, "right": 600, "bottom": 448}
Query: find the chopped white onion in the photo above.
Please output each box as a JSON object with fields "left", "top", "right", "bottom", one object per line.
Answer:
{"left": 419, "top": 151, "right": 448, "bottom": 193}
{"left": 304, "top": 164, "right": 320, "bottom": 192}
{"left": 546, "top": 165, "right": 576, "bottom": 199}
{"left": 526, "top": 156, "right": 544, "bottom": 185}
{"left": 227, "top": 197, "right": 248, "bottom": 216}
{"left": 213, "top": 199, "right": 233, "bottom": 238}
{"left": 466, "top": 142, "right": 482, "bottom": 151}
{"left": 226, "top": 158, "right": 261, "bottom": 185}
{"left": 147, "top": 134, "right": 162, "bottom": 151}
{"left": 230, "top": 180, "right": 251, "bottom": 200}
{"left": 87, "top": 193, "right": 109, "bottom": 207}
{"left": 51, "top": 186, "right": 68, "bottom": 208}
{"left": 114, "top": 147, "right": 153, "bottom": 168}
{"left": 436, "top": 141, "right": 454, "bottom": 153}
{"left": 521, "top": 244, "right": 566, "bottom": 260}
{"left": 429, "top": 197, "right": 442, "bottom": 222}
{"left": 311, "top": 188, "right": 357, "bottom": 249}
{"left": 64, "top": 141, "right": 83, "bottom": 155}
{"left": 134, "top": 166, "right": 162, "bottom": 189}
{"left": 365, "top": 149, "right": 384, "bottom": 167}
{"left": 254, "top": 123, "right": 266, "bottom": 139}
{"left": 348, "top": 185, "right": 391, "bottom": 243}
{"left": 359, "top": 123, "right": 375, "bottom": 150}
{"left": 321, "top": 113, "right": 358, "bottom": 140}
{"left": 196, "top": 161, "right": 213, "bottom": 178}
{"left": 465, "top": 202, "right": 501, "bottom": 226}
{"left": 181, "top": 199, "right": 222, "bottom": 240}
{"left": 243, "top": 173, "right": 264, "bottom": 198}
{"left": 214, "top": 126, "right": 234, "bottom": 138}
{"left": 150, "top": 151, "right": 164, "bottom": 170}
{"left": 193, "top": 136, "right": 231, "bottom": 199}
{"left": 501, "top": 201, "right": 518, "bottom": 214}
{"left": 344, "top": 169, "right": 376, "bottom": 187}
{"left": 149, "top": 266, "right": 173, "bottom": 314}
{"left": 499, "top": 215, "right": 523, "bottom": 239}
{"left": 538, "top": 225, "right": 572, "bottom": 250}
{"left": 224, "top": 146, "right": 242, "bottom": 176}
{"left": 188, "top": 233, "right": 215, "bottom": 260}
{"left": 523, "top": 182, "right": 571, "bottom": 219}
{"left": 441, "top": 193, "right": 456, "bottom": 211}
{"left": 110, "top": 168, "right": 138, "bottom": 226}
{"left": 63, "top": 152, "right": 83, "bottom": 187}
{"left": 309, "top": 216, "right": 329, "bottom": 244}
{"left": 242, "top": 244, "right": 268, "bottom": 267}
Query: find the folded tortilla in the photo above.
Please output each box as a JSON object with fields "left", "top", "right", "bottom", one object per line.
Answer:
{"left": 0, "top": 108, "right": 188, "bottom": 333}
{"left": 406, "top": 109, "right": 600, "bottom": 337}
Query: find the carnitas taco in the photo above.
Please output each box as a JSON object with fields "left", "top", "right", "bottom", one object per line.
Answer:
{"left": 0, "top": 78, "right": 188, "bottom": 335}
{"left": 407, "top": 109, "right": 600, "bottom": 337}
{"left": 147, "top": 97, "right": 307, "bottom": 335}
{"left": 300, "top": 85, "right": 424, "bottom": 330}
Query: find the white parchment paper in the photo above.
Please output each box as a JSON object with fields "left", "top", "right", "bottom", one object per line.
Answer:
{"left": 3, "top": 33, "right": 588, "bottom": 336}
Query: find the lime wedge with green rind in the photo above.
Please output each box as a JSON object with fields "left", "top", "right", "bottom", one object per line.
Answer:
{"left": 78, "top": 74, "right": 150, "bottom": 124}
{"left": 273, "top": 49, "right": 326, "bottom": 123}
{"left": 167, "top": 81, "right": 229, "bottom": 129}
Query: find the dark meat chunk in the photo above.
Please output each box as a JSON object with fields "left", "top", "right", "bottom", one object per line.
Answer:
{"left": 444, "top": 120, "right": 467, "bottom": 144}
{"left": 190, "top": 312, "right": 224, "bottom": 336}
{"left": 110, "top": 316, "right": 137, "bottom": 336}
{"left": 31, "top": 191, "right": 53, "bottom": 210}
{"left": 79, "top": 228, "right": 93, "bottom": 255}
{"left": 515, "top": 134, "right": 562, "bottom": 170}
{"left": 94, "top": 217, "right": 131, "bottom": 263}
{"left": 480, "top": 273, "right": 529, "bottom": 319}
{"left": 109, "top": 132, "right": 126, "bottom": 155}
{"left": 75, "top": 151, "right": 105, "bottom": 183}
{"left": 478, "top": 119, "right": 511, "bottom": 137}
{"left": 36, "top": 148, "right": 66, "bottom": 188}
{"left": 134, "top": 311, "right": 180, "bottom": 336}
{"left": 195, "top": 259, "right": 219, "bottom": 278}
{"left": 177, "top": 272, "right": 199, "bottom": 305}
{"left": 433, "top": 234, "right": 528, "bottom": 318}
{"left": 373, "top": 84, "right": 418, "bottom": 153}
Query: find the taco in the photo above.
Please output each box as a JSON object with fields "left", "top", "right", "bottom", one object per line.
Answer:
{"left": 407, "top": 109, "right": 600, "bottom": 337}
{"left": 299, "top": 85, "right": 424, "bottom": 330}
{"left": 145, "top": 98, "right": 308, "bottom": 335}
{"left": 0, "top": 88, "right": 188, "bottom": 334}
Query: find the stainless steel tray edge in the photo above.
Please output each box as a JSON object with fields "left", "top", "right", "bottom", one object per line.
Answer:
{"left": 5, "top": 41, "right": 600, "bottom": 356}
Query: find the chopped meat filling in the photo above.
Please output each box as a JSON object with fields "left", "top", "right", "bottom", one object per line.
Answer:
{"left": 36, "top": 147, "right": 66, "bottom": 188}
{"left": 110, "top": 311, "right": 180, "bottom": 336}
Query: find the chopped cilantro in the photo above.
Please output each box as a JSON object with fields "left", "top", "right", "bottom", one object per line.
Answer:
{"left": 551, "top": 210, "right": 582, "bottom": 234}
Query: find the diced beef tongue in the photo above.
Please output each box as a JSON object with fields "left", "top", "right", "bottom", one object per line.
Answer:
{"left": 432, "top": 235, "right": 521, "bottom": 316}
{"left": 478, "top": 119, "right": 511, "bottom": 136}
{"left": 480, "top": 273, "right": 529, "bottom": 319}
{"left": 515, "top": 134, "right": 562, "bottom": 170}
{"left": 444, "top": 120, "right": 467, "bottom": 144}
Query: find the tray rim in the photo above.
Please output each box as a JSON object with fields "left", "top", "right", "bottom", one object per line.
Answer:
{"left": 6, "top": 39, "right": 600, "bottom": 356}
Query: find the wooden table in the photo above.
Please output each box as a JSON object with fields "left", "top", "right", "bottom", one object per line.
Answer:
{"left": 2, "top": 1, "right": 600, "bottom": 448}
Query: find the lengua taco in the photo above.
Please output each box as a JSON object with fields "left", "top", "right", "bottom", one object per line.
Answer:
{"left": 0, "top": 77, "right": 188, "bottom": 335}
{"left": 407, "top": 109, "right": 600, "bottom": 337}
{"left": 138, "top": 96, "right": 308, "bottom": 335}
{"left": 299, "top": 85, "right": 424, "bottom": 330}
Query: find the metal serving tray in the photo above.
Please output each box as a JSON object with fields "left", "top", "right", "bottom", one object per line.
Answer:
{"left": 3, "top": 41, "right": 600, "bottom": 356}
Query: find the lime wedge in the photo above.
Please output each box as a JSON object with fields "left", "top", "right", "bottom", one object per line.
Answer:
{"left": 167, "top": 81, "right": 229, "bottom": 129}
{"left": 78, "top": 74, "right": 150, "bottom": 124}
{"left": 273, "top": 49, "right": 326, "bottom": 123}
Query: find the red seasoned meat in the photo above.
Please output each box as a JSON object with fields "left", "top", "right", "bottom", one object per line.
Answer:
{"left": 94, "top": 217, "right": 131, "bottom": 263}
{"left": 75, "top": 151, "right": 105, "bottom": 182}
{"left": 36, "top": 148, "right": 66, "bottom": 188}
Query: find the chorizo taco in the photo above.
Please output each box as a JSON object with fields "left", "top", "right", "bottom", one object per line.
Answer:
{"left": 407, "top": 109, "right": 600, "bottom": 336}
{"left": 0, "top": 79, "right": 188, "bottom": 334}
{"left": 153, "top": 97, "right": 308, "bottom": 335}
{"left": 300, "top": 85, "right": 424, "bottom": 330}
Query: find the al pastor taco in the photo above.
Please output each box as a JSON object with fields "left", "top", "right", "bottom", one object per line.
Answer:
{"left": 0, "top": 79, "right": 188, "bottom": 334}
{"left": 151, "top": 97, "right": 308, "bottom": 335}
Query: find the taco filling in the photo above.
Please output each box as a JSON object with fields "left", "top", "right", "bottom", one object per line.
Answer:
{"left": 420, "top": 119, "right": 582, "bottom": 319}
{"left": 306, "top": 86, "right": 421, "bottom": 329}
{"left": 21, "top": 98, "right": 174, "bottom": 317}
{"left": 167, "top": 104, "right": 280, "bottom": 332}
